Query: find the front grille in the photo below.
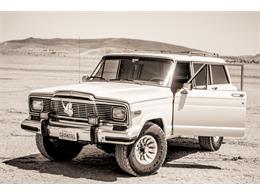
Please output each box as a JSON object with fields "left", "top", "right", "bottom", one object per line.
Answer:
{"left": 43, "top": 99, "right": 51, "bottom": 112}
{"left": 29, "top": 97, "right": 128, "bottom": 124}
{"left": 50, "top": 99, "right": 127, "bottom": 123}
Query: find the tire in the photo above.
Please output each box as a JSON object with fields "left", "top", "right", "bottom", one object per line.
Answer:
{"left": 115, "top": 122, "right": 167, "bottom": 176}
{"left": 198, "top": 136, "right": 223, "bottom": 151}
{"left": 36, "top": 133, "right": 83, "bottom": 161}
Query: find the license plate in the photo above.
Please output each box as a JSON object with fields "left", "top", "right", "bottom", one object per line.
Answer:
{"left": 58, "top": 129, "right": 77, "bottom": 141}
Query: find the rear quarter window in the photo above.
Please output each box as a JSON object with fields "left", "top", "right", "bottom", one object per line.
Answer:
{"left": 211, "top": 65, "right": 229, "bottom": 84}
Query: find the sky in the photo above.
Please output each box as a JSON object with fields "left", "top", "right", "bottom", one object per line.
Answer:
{"left": 0, "top": 12, "right": 259, "bottom": 56}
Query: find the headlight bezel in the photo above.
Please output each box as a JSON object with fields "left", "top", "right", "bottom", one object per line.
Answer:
{"left": 31, "top": 99, "right": 44, "bottom": 112}
{"left": 112, "top": 106, "right": 127, "bottom": 121}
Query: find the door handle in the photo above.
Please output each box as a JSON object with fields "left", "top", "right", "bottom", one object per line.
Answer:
{"left": 211, "top": 87, "right": 218, "bottom": 90}
{"left": 231, "top": 93, "right": 244, "bottom": 97}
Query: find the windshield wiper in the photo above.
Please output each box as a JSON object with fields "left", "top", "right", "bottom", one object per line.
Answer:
{"left": 109, "top": 78, "right": 133, "bottom": 81}
{"left": 109, "top": 78, "right": 142, "bottom": 84}
{"left": 109, "top": 78, "right": 163, "bottom": 86}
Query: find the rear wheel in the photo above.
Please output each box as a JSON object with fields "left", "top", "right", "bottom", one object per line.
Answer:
{"left": 198, "top": 136, "right": 223, "bottom": 151}
{"left": 36, "top": 134, "right": 83, "bottom": 161}
{"left": 115, "top": 122, "right": 167, "bottom": 176}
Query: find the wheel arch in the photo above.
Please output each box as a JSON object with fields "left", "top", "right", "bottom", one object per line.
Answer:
{"left": 146, "top": 118, "right": 164, "bottom": 132}
{"left": 133, "top": 112, "right": 169, "bottom": 138}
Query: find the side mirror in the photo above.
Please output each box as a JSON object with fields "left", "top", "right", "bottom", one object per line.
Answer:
{"left": 82, "top": 75, "right": 89, "bottom": 82}
{"left": 180, "top": 83, "right": 192, "bottom": 95}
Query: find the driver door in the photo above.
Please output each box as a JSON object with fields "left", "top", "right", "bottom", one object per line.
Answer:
{"left": 173, "top": 63, "right": 246, "bottom": 137}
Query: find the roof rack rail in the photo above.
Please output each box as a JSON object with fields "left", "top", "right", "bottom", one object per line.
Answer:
{"left": 174, "top": 51, "right": 220, "bottom": 57}
{"left": 133, "top": 49, "right": 173, "bottom": 54}
{"left": 133, "top": 49, "right": 219, "bottom": 57}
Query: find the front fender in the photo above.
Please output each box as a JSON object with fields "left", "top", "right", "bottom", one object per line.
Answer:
{"left": 129, "top": 97, "right": 173, "bottom": 137}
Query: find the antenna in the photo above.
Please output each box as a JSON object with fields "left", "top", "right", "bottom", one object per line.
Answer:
{"left": 78, "top": 36, "right": 81, "bottom": 83}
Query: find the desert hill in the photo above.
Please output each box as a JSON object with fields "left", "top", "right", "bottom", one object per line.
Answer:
{"left": 0, "top": 37, "right": 200, "bottom": 57}
{"left": 0, "top": 37, "right": 259, "bottom": 64}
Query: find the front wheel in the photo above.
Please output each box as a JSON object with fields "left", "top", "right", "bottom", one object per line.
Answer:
{"left": 115, "top": 122, "right": 167, "bottom": 176}
{"left": 36, "top": 134, "right": 83, "bottom": 161}
{"left": 198, "top": 136, "right": 223, "bottom": 151}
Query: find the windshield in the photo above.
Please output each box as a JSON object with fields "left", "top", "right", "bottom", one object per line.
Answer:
{"left": 89, "top": 57, "right": 173, "bottom": 86}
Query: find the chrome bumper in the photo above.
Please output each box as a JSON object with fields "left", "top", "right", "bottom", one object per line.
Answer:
{"left": 21, "top": 118, "right": 42, "bottom": 133}
{"left": 21, "top": 118, "right": 138, "bottom": 145}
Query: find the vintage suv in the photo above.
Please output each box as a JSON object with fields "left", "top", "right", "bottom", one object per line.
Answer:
{"left": 21, "top": 52, "right": 246, "bottom": 176}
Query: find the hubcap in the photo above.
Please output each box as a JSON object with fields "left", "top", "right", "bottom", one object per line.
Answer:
{"left": 134, "top": 135, "right": 158, "bottom": 165}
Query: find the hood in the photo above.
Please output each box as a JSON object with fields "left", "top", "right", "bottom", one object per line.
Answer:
{"left": 30, "top": 81, "right": 173, "bottom": 104}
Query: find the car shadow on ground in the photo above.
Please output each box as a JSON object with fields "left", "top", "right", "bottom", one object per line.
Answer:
{"left": 165, "top": 138, "right": 221, "bottom": 170}
{"left": 3, "top": 138, "right": 221, "bottom": 182}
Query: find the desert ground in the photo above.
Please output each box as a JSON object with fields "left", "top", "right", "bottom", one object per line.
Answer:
{"left": 0, "top": 54, "right": 259, "bottom": 183}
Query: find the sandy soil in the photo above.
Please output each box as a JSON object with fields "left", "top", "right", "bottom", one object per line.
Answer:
{"left": 0, "top": 54, "right": 259, "bottom": 183}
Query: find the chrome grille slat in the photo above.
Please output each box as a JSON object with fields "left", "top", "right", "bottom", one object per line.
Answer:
{"left": 43, "top": 99, "right": 51, "bottom": 112}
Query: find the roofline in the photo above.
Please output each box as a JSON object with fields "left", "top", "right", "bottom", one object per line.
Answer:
{"left": 103, "top": 53, "right": 174, "bottom": 60}
{"left": 102, "top": 52, "right": 226, "bottom": 64}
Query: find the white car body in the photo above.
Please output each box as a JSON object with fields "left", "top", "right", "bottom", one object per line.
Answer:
{"left": 22, "top": 53, "right": 246, "bottom": 145}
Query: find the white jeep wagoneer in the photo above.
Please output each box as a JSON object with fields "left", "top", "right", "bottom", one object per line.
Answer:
{"left": 21, "top": 52, "right": 246, "bottom": 176}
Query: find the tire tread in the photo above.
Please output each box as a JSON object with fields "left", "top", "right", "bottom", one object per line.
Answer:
{"left": 36, "top": 133, "right": 55, "bottom": 161}
{"left": 36, "top": 134, "right": 82, "bottom": 161}
{"left": 115, "top": 145, "right": 137, "bottom": 176}
{"left": 115, "top": 122, "right": 167, "bottom": 176}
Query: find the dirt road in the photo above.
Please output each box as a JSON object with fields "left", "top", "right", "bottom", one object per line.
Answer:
{"left": 0, "top": 55, "right": 259, "bottom": 183}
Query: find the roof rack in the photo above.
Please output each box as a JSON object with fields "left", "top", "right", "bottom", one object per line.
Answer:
{"left": 132, "top": 49, "right": 219, "bottom": 57}
{"left": 174, "top": 51, "right": 220, "bottom": 57}
{"left": 133, "top": 49, "right": 172, "bottom": 54}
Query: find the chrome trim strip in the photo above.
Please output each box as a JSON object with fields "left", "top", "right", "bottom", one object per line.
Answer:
{"left": 50, "top": 120, "right": 90, "bottom": 128}
{"left": 51, "top": 115, "right": 128, "bottom": 126}
{"left": 51, "top": 97, "right": 95, "bottom": 104}
{"left": 29, "top": 94, "right": 53, "bottom": 99}
{"left": 130, "top": 96, "right": 172, "bottom": 104}
{"left": 54, "top": 90, "right": 95, "bottom": 100}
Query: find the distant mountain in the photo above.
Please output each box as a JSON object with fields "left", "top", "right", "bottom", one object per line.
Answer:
{"left": 222, "top": 54, "right": 260, "bottom": 64}
{"left": 0, "top": 37, "right": 201, "bottom": 57}
{"left": 0, "top": 37, "right": 259, "bottom": 64}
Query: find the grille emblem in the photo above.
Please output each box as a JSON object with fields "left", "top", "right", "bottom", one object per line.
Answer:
{"left": 61, "top": 101, "right": 73, "bottom": 117}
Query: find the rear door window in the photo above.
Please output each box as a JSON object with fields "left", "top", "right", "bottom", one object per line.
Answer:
{"left": 211, "top": 65, "right": 229, "bottom": 84}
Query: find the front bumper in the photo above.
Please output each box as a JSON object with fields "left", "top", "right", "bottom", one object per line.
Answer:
{"left": 21, "top": 118, "right": 139, "bottom": 145}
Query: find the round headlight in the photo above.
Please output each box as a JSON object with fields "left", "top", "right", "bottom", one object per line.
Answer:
{"left": 32, "top": 99, "right": 43, "bottom": 111}
{"left": 112, "top": 107, "right": 126, "bottom": 121}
